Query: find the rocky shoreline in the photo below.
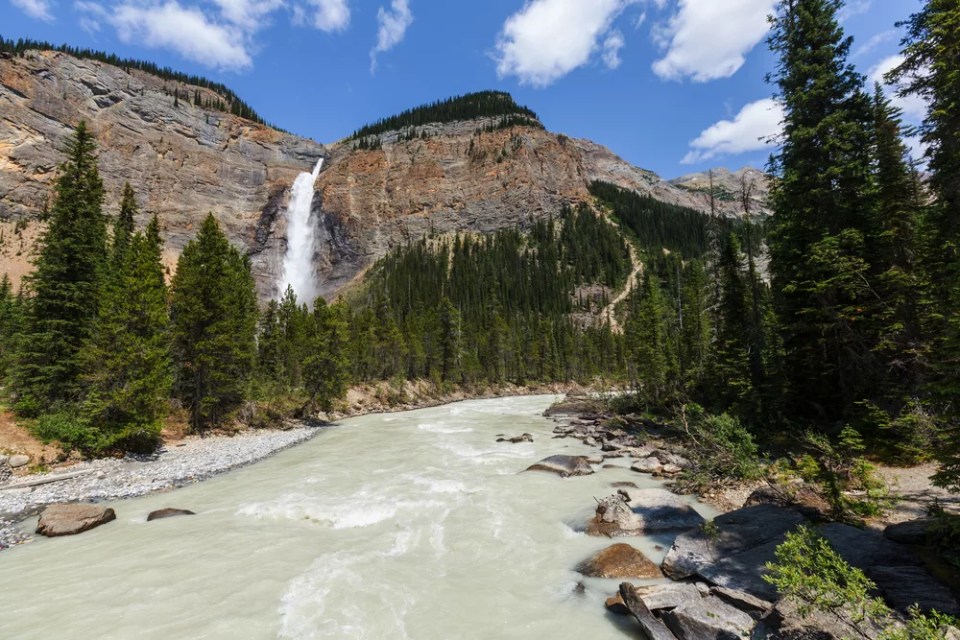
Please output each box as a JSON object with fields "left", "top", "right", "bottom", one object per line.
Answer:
{"left": 0, "top": 427, "right": 321, "bottom": 550}
{"left": 539, "top": 396, "right": 960, "bottom": 639}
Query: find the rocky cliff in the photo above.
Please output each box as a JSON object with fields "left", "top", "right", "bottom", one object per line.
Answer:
{"left": 0, "top": 49, "right": 770, "bottom": 301}
{"left": 0, "top": 49, "right": 325, "bottom": 296}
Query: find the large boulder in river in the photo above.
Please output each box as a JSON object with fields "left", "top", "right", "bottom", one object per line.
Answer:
{"left": 525, "top": 455, "right": 594, "bottom": 477}
{"left": 587, "top": 489, "right": 705, "bottom": 537}
{"left": 36, "top": 503, "right": 116, "bottom": 537}
{"left": 147, "top": 508, "right": 196, "bottom": 522}
{"left": 575, "top": 543, "right": 663, "bottom": 579}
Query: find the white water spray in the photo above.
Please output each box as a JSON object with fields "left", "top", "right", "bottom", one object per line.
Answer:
{"left": 280, "top": 158, "right": 324, "bottom": 306}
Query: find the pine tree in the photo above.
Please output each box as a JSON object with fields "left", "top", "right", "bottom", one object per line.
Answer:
{"left": 0, "top": 274, "right": 16, "bottom": 383}
{"left": 304, "top": 300, "right": 350, "bottom": 412}
{"left": 709, "top": 234, "right": 755, "bottom": 414}
{"left": 13, "top": 122, "right": 106, "bottom": 414}
{"left": 83, "top": 214, "right": 171, "bottom": 450}
{"left": 112, "top": 182, "right": 137, "bottom": 268}
{"left": 767, "top": 0, "right": 876, "bottom": 422}
{"left": 629, "top": 273, "right": 675, "bottom": 407}
{"left": 170, "top": 214, "right": 258, "bottom": 430}
{"left": 439, "top": 297, "right": 461, "bottom": 383}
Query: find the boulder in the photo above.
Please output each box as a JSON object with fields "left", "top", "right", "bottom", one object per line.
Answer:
{"left": 618, "top": 583, "right": 681, "bottom": 640}
{"left": 659, "top": 463, "right": 683, "bottom": 476}
{"left": 632, "top": 457, "right": 663, "bottom": 474}
{"left": 496, "top": 433, "right": 533, "bottom": 444}
{"left": 8, "top": 455, "right": 30, "bottom": 468}
{"left": 661, "top": 504, "right": 807, "bottom": 598}
{"left": 575, "top": 543, "right": 663, "bottom": 579}
{"left": 710, "top": 586, "right": 773, "bottom": 618}
{"left": 36, "top": 503, "right": 116, "bottom": 537}
{"left": 655, "top": 451, "right": 692, "bottom": 469}
{"left": 147, "top": 508, "right": 196, "bottom": 522}
{"left": 587, "top": 489, "right": 705, "bottom": 537}
{"left": 870, "top": 566, "right": 960, "bottom": 616}
{"left": 629, "top": 583, "right": 703, "bottom": 612}
{"left": 662, "top": 595, "right": 756, "bottom": 640}
{"left": 882, "top": 518, "right": 933, "bottom": 545}
{"left": 819, "top": 523, "right": 919, "bottom": 572}
{"left": 524, "top": 455, "right": 595, "bottom": 477}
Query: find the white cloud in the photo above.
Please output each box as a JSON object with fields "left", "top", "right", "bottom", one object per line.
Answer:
{"left": 602, "top": 30, "right": 625, "bottom": 69}
{"left": 304, "top": 0, "right": 350, "bottom": 32}
{"left": 682, "top": 97, "right": 784, "bottom": 164}
{"left": 107, "top": 2, "right": 253, "bottom": 69}
{"left": 212, "top": 0, "right": 284, "bottom": 30}
{"left": 494, "top": 0, "right": 635, "bottom": 87}
{"left": 853, "top": 29, "right": 896, "bottom": 58}
{"left": 370, "top": 0, "right": 413, "bottom": 71}
{"left": 11, "top": 0, "right": 55, "bottom": 21}
{"left": 838, "top": 0, "right": 871, "bottom": 22}
{"left": 652, "top": 0, "right": 776, "bottom": 82}
{"left": 869, "top": 54, "right": 927, "bottom": 122}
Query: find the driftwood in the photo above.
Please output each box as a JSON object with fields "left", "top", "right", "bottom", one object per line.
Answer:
{"left": 618, "top": 582, "right": 679, "bottom": 640}
{"left": 0, "top": 469, "right": 94, "bottom": 491}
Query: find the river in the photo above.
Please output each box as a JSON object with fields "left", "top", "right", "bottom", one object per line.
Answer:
{"left": 0, "top": 395, "right": 713, "bottom": 639}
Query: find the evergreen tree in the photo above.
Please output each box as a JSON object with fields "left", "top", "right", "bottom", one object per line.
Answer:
{"left": 678, "top": 259, "right": 712, "bottom": 392}
{"left": 112, "top": 182, "right": 137, "bottom": 268}
{"left": 629, "top": 273, "right": 675, "bottom": 407}
{"left": 0, "top": 274, "right": 17, "bottom": 383}
{"left": 13, "top": 122, "right": 106, "bottom": 414}
{"left": 439, "top": 297, "right": 461, "bottom": 383}
{"left": 170, "top": 214, "right": 258, "bottom": 430}
{"left": 304, "top": 300, "right": 350, "bottom": 412}
{"left": 84, "top": 214, "right": 171, "bottom": 450}
{"left": 767, "top": 0, "right": 876, "bottom": 421}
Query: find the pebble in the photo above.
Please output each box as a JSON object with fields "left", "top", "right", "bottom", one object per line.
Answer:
{"left": 0, "top": 427, "right": 321, "bottom": 551}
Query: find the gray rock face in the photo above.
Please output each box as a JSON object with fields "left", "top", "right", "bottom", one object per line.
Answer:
{"left": 524, "top": 455, "right": 594, "bottom": 477}
{"left": 8, "top": 455, "right": 29, "bottom": 468}
{"left": 882, "top": 518, "right": 933, "bottom": 545}
{"left": 870, "top": 566, "right": 960, "bottom": 616}
{"left": 0, "top": 50, "right": 325, "bottom": 299}
{"left": 36, "top": 503, "right": 116, "bottom": 537}
{"left": 662, "top": 595, "right": 755, "bottom": 640}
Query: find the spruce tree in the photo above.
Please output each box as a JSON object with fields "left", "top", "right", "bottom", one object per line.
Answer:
{"left": 170, "top": 214, "right": 258, "bottom": 430}
{"left": 767, "top": 0, "right": 876, "bottom": 421}
{"left": 112, "top": 182, "right": 137, "bottom": 268}
{"left": 709, "top": 234, "right": 755, "bottom": 415}
{"left": 13, "top": 122, "right": 106, "bottom": 414}
{"left": 629, "top": 273, "right": 674, "bottom": 407}
{"left": 84, "top": 214, "right": 171, "bottom": 450}
{"left": 304, "top": 300, "right": 350, "bottom": 412}
{"left": 0, "top": 274, "right": 16, "bottom": 383}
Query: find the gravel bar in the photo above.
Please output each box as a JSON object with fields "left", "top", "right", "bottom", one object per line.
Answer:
{"left": 0, "top": 426, "right": 321, "bottom": 550}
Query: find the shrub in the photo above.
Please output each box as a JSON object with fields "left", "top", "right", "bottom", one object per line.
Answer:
{"left": 31, "top": 411, "right": 98, "bottom": 454}
{"left": 677, "top": 405, "right": 763, "bottom": 492}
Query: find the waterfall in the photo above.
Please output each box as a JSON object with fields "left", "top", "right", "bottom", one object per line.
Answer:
{"left": 280, "top": 158, "right": 324, "bottom": 306}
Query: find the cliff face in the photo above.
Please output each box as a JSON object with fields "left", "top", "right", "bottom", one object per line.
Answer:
{"left": 0, "top": 49, "right": 326, "bottom": 296}
{"left": 0, "top": 49, "right": 769, "bottom": 302}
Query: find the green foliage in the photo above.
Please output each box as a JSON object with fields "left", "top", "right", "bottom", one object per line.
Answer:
{"left": 349, "top": 91, "right": 541, "bottom": 140}
{"left": 0, "top": 35, "right": 274, "bottom": 127}
{"left": 880, "top": 606, "right": 960, "bottom": 640}
{"left": 765, "top": 526, "right": 891, "bottom": 629}
{"left": 30, "top": 411, "right": 97, "bottom": 454}
{"left": 303, "top": 300, "right": 351, "bottom": 413}
{"left": 677, "top": 405, "right": 763, "bottom": 491}
{"left": 170, "top": 214, "right": 258, "bottom": 430}
{"left": 12, "top": 121, "right": 106, "bottom": 413}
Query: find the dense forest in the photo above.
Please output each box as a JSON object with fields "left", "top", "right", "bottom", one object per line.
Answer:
{"left": 0, "top": 35, "right": 271, "bottom": 126}
{"left": 348, "top": 91, "right": 543, "bottom": 141}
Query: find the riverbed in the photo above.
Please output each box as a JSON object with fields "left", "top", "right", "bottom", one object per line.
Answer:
{"left": 0, "top": 395, "right": 713, "bottom": 639}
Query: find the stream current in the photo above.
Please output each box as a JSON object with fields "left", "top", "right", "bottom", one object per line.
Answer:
{"left": 0, "top": 395, "right": 713, "bottom": 639}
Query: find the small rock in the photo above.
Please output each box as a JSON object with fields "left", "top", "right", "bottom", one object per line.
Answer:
{"left": 610, "top": 481, "right": 638, "bottom": 489}
{"left": 605, "top": 593, "right": 630, "bottom": 616}
{"left": 575, "top": 543, "right": 663, "bottom": 579}
{"left": 496, "top": 433, "right": 533, "bottom": 444}
{"left": 524, "top": 455, "right": 595, "bottom": 477}
{"left": 659, "top": 463, "right": 682, "bottom": 476}
{"left": 36, "top": 503, "right": 116, "bottom": 537}
{"left": 147, "top": 508, "right": 196, "bottom": 522}
{"left": 631, "top": 457, "right": 663, "bottom": 474}
{"left": 9, "top": 455, "right": 30, "bottom": 469}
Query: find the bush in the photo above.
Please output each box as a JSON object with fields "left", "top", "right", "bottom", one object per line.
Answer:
{"left": 31, "top": 411, "right": 98, "bottom": 454}
{"left": 676, "top": 405, "right": 763, "bottom": 492}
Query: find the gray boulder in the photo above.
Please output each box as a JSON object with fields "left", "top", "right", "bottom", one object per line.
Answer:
{"left": 524, "top": 455, "right": 594, "bottom": 477}
{"left": 36, "top": 503, "right": 116, "bottom": 537}
{"left": 662, "top": 595, "right": 755, "bottom": 640}
{"left": 147, "top": 508, "right": 196, "bottom": 522}
{"left": 618, "top": 583, "right": 681, "bottom": 640}
{"left": 587, "top": 489, "right": 704, "bottom": 537}
{"left": 870, "top": 566, "right": 960, "bottom": 616}
{"left": 631, "top": 583, "right": 703, "bottom": 612}
{"left": 8, "top": 454, "right": 30, "bottom": 468}
{"left": 882, "top": 518, "right": 933, "bottom": 545}
{"left": 632, "top": 457, "right": 663, "bottom": 474}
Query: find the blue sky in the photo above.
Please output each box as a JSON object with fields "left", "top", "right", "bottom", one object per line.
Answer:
{"left": 2, "top": 0, "right": 923, "bottom": 178}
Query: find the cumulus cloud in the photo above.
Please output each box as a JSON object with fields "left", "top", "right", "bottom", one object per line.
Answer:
{"left": 602, "top": 30, "right": 625, "bottom": 69}
{"left": 652, "top": 0, "right": 776, "bottom": 82}
{"left": 106, "top": 2, "right": 253, "bottom": 69}
{"left": 494, "top": 0, "right": 635, "bottom": 87}
{"left": 682, "top": 97, "right": 784, "bottom": 164}
{"left": 212, "top": 0, "right": 285, "bottom": 31}
{"left": 304, "top": 0, "right": 350, "bottom": 32}
{"left": 869, "top": 54, "right": 927, "bottom": 122}
{"left": 11, "top": 0, "right": 55, "bottom": 21}
{"left": 370, "top": 0, "right": 413, "bottom": 71}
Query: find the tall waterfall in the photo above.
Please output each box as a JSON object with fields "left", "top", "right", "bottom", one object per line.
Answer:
{"left": 280, "top": 158, "right": 324, "bottom": 306}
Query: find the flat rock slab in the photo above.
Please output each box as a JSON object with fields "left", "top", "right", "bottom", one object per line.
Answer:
{"left": 870, "top": 566, "right": 960, "bottom": 616}
{"left": 36, "top": 503, "right": 116, "bottom": 537}
{"left": 883, "top": 518, "right": 933, "bottom": 545}
{"left": 663, "top": 594, "right": 755, "bottom": 640}
{"left": 525, "top": 455, "right": 594, "bottom": 477}
{"left": 630, "top": 583, "right": 703, "bottom": 612}
{"left": 575, "top": 543, "right": 663, "bottom": 579}
{"left": 819, "top": 523, "right": 920, "bottom": 572}
{"left": 147, "top": 508, "right": 196, "bottom": 522}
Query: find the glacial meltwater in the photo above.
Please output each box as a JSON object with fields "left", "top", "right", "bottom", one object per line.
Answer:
{"left": 0, "top": 396, "right": 713, "bottom": 639}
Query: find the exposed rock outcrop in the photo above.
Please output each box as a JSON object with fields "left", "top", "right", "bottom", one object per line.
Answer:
{"left": 36, "top": 503, "right": 116, "bottom": 537}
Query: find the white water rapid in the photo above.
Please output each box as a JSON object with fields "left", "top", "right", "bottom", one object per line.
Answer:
{"left": 280, "top": 158, "right": 324, "bottom": 306}
{"left": 0, "top": 396, "right": 714, "bottom": 639}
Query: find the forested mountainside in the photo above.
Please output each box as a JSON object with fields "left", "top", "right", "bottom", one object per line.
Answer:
{"left": 0, "top": 45, "right": 769, "bottom": 301}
